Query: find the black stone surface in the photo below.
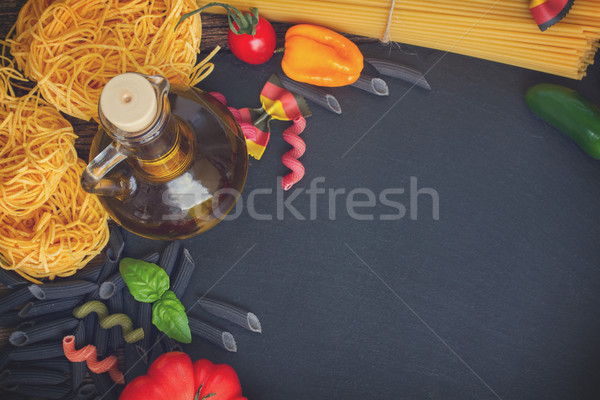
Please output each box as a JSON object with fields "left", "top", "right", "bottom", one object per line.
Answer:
{"left": 122, "top": 42, "right": 600, "bottom": 400}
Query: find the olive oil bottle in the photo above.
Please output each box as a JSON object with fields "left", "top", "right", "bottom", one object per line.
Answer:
{"left": 82, "top": 73, "right": 248, "bottom": 240}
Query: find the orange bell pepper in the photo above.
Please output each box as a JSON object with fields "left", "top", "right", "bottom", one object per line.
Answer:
{"left": 281, "top": 24, "right": 364, "bottom": 87}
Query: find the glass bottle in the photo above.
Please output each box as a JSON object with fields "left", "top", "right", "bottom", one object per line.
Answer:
{"left": 81, "top": 73, "right": 248, "bottom": 240}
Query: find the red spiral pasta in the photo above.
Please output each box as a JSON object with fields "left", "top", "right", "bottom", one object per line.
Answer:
{"left": 62, "top": 335, "right": 124, "bottom": 384}
{"left": 281, "top": 116, "right": 307, "bottom": 190}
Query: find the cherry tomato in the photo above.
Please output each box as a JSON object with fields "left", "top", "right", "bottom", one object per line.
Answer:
{"left": 228, "top": 15, "right": 276, "bottom": 65}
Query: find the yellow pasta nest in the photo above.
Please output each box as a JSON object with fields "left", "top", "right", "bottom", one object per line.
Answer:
{"left": 11, "top": 0, "right": 205, "bottom": 120}
{"left": 0, "top": 93, "right": 78, "bottom": 217}
{"left": 0, "top": 159, "right": 110, "bottom": 283}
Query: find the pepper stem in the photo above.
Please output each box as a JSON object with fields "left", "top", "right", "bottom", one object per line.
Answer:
{"left": 176, "top": 2, "right": 259, "bottom": 36}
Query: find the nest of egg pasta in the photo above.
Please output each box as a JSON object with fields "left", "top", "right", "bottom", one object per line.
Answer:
{"left": 10, "top": 0, "right": 208, "bottom": 121}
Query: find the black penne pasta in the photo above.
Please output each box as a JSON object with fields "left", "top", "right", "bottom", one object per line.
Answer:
{"left": 72, "top": 321, "right": 86, "bottom": 389}
{"left": 108, "top": 290, "right": 124, "bottom": 351}
{"left": 95, "top": 247, "right": 119, "bottom": 284}
{"left": 59, "top": 383, "right": 97, "bottom": 400}
{"left": 0, "top": 345, "right": 12, "bottom": 371}
{"left": 70, "top": 264, "right": 103, "bottom": 283}
{"left": 170, "top": 248, "right": 196, "bottom": 299}
{"left": 109, "top": 227, "right": 125, "bottom": 260}
{"left": 94, "top": 322, "right": 109, "bottom": 358}
{"left": 0, "top": 287, "right": 34, "bottom": 313}
{"left": 0, "top": 367, "right": 69, "bottom": 385}
{"left": 99, "top": 273, "right": 125, "bottom": 300}
{"left": 365, "top": 58, "right": 431, "bottom": 90}
{"left": 6, "top": 384, "right": 70, "bottom": 399}
{"left": 28, "top": 281, "right": 97, "bottom": 301}
{"left": 0, "top": 269, "right": 26, "bottom": 289}
{"left": 72, "top": 361, "right": 86, "bottom": 391}
{"left": 74, "top": 320, "right": 86, "bottom": 346}
{"left": 124, "top": 343, "right": 146, "bottom": 383}
{"left": 159, "top": 240, "right": 181, "bottom": 276}
{"left": 83, "top": 313, "right": 97, "bottom": 346}
{"left": 278, "top": 74, "right": 342, "bottom": 114}
{"left": 188, "top": 317, "right": 237, "bottom": 352}
{"left": 9, "top": 317, "right": 80, "bottom": 347}
{"left": 350, "top": 73, "right": 389, "bottom": 96}
{"left": 18, "top": 297, "right": 82, "bottom": 319}
{"left": 0, "top": 311, "right": 20, "bottom": 327}
{"left": 122, "top": 290, "right": 137, "bottom": 322}
{"left": 89, "top": 368, "right": 119, "bottom": 400}
{"left": 141, "top": 252, "right": 160, "bottom": 264}
{"left": 197, "top": 298, "right": 262, "bottom": 333}
{"left": 0, "top": 392, "right": 27, "bottom": 400}
{"left": 8, "top": 341, "right": 64, "bottom": 361}
{"left": 17, "top": 358, "right": 71, "bottom": 373}
{"left": 138, "top": 302, "right": 153, "bottom": 361}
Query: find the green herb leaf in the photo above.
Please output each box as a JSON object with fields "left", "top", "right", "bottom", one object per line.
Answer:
{"left": 119, "top": 258, "right": 170, "bottom": 303}
{"left": 152, "top": 290, "right": 191, "bottom": 343}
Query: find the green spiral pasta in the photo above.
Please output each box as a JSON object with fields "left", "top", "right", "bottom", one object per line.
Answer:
{"left": 73, "top": 301, "right": 144, "bottom": 344}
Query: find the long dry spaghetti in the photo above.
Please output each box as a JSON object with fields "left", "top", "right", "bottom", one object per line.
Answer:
{"left": 10, "top": 0, "right": 213, "bottom": 120}
{"left": 0, "top": 160, "right": 110, "bottom": 283}
{"left": 200, "top": 0, "right": 600, "bottom": 79}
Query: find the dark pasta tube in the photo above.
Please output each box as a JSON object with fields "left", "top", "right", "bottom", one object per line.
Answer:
{"left": 197, "top": 298, "right": 262, "bottom": 333}
{"left": 1, "top": 384, "right": 70, "bottom": 399}
{"left": 365, "top": 58, "right": 431, "bottom": 90}
{"left": 0, "top": 311, "right": 20, "bottom": 327}
{"left": 15, "top": 358, "right": 71, "bottom": 373}
{"left": 141, "top": 252, "right": 160, "bottom": 264}
{"left": 18, "top": 297, "right": 82, "bottom": 319}
{"left": 8, "top": 341, "right": 65, "bottom": 361}
{"left": 72, "top": 321, "right": 86, "bottom": 389}
{"left": 188, "top": 317, "right": 237, "bottom": 352}
{"left": 0, "top": 287, "right": 34, "bottom": 313}
{"left": 171, "top": 248, "right": 196, "bottom": 298}
{"left": 350, "top": 74, "right": 389, "bottom": 96}
{"left": 279, "top": 74, "right": 342, "bottom": 114}
{"left": 71, "top": 264, "right": 103, "bottom": 283}
{"left": 0, "top": 269, "right": 26, "bottom": 289}
{"left": 60, "top": 383, "right": 97, "bottom": 400}
{"left": 28, "top": 281, "right": 96, "bottom": 301}
{"left": 0, "top": 367, "right": 68, "bottom": 385}
{"left": 95, "top": 247, "right": 119, "bottom": 284}
{"left": 159, "top": 241, "right": 181, "bottom": 276}
{"left": 9, "top": 317, "right": 80, "bottom": 346}
{"left": 109, "top": 227, "right": 125, "bottom": 260}
{"left": 99, "top": 273, "right": 125, "bottom": 300}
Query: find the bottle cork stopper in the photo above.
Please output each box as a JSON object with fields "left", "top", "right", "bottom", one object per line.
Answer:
{"left": 100, "top": 73, "right": 158, "bottom": 132}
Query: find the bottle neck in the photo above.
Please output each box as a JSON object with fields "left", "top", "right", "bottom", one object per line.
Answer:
{"left": 101, "top": 92, "right": 193, "bottom": 181}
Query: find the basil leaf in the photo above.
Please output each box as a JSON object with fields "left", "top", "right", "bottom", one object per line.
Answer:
{"left": 119, "top": 257, "right": 170, "bottom": 303}
{"left": 152, "top": 290, "right": 191, "bottom": 343}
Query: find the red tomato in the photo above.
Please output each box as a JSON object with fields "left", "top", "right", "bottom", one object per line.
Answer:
{"left": 228, "top": 15, "right": 276, "bottom": 65}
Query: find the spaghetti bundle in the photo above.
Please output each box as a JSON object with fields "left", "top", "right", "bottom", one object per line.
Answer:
{"left": 0, "top": 160, "right": 110, "bottom": 283}
{"left": 0, "top": 93, "right": 77, "bottom": 217}
{"left": 202, "top": 0, "right": 600, "bottom": 79}
{"left": 11, "top": 0, "right": 208, "bottom": 120}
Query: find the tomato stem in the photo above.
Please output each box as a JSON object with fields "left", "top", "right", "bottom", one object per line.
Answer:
{"left": 176, "top": 2, "right": 259, "bottom": 36}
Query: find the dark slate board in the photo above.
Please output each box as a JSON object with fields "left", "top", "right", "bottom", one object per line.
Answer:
{"left": 122, "top": 42, "right": 600, "bottom": 400}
